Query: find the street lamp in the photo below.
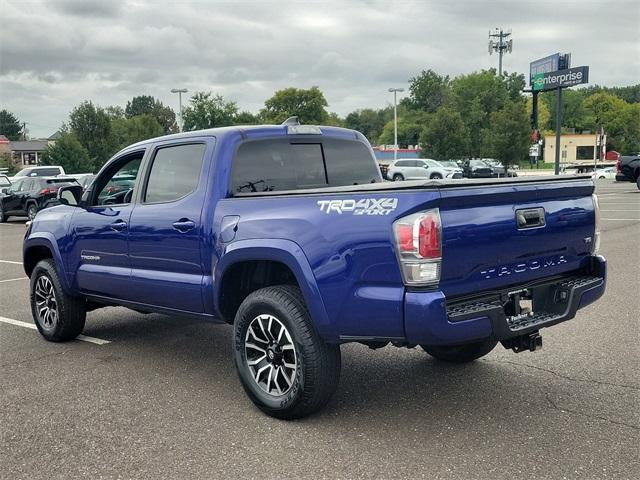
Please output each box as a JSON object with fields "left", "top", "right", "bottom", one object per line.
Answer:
{"left": 388, "top": 88, "right": 404, "bottom": 161}
{"left": 171, "top": 88, "right": 188, "bottom": 132}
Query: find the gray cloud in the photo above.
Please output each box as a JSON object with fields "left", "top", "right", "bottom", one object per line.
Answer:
{"left": 1, "top": 0, "right": 638, "bottom": 137}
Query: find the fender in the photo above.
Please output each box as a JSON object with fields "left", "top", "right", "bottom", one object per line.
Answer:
{"left": 23, "top": 233, "right": 72, "bottom": 292}
{"left": 213, "top": 238, "right": 334, "bottom": 341}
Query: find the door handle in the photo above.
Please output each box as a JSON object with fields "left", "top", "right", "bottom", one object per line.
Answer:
{"left": 110, "top": 220, "right": 128, "bottom": 232}
{"left": 172, "top": 219, "right": 196, "bottom": 232}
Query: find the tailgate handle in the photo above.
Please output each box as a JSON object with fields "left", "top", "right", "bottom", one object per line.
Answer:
{"left": 516, "top": 208, "right": 545, "bottom": 229}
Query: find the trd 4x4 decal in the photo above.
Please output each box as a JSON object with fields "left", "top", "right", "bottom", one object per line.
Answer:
{"left": 317, "top": 198, "right": 398, "bottom": 215}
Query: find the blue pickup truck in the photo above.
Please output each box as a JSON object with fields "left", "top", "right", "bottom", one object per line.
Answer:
{"left": 23, "top": 119, "right": 606, "bottom": 419}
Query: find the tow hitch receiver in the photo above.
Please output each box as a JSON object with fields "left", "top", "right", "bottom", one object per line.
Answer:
{"left": 501, "top": 331, "right": 543, "bottom": 353}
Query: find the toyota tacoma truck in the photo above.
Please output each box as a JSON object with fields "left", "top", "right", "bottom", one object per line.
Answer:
{"left": 23, "top": 119, "right": 606, "bottom": 419}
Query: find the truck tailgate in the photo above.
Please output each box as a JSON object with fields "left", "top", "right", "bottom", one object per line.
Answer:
{"left": 438, "top": 178, "right": 596, "bottom": 298}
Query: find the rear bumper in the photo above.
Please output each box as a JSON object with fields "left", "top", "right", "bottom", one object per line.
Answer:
{"left": 615, "top": 173, "right": 632, "bottom": 182}
{"left": 404, "top": 255, "right": 606, "bottom": 346}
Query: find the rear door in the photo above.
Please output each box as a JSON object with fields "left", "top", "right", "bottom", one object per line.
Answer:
{"left": 127, "top": 139, "right": 211, "bottom": 312}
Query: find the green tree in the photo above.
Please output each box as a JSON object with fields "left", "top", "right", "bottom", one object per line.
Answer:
{"left": 378, "top": 108, "right": 429, "bottom": 148}
{"left": 541, "top": 89, "right": 588, "bottom": 131}
{"left": 344, "top": 108, "right": 393, "bottom": 144}
{"left": 419, "top": 108, "right": 469, "bottom": 161}
{"left": 40, "top": 133, "right": 93, "bottom": 174}
{"left": 125, "top": 95, "right": 177, "bottom": 134}
{"left": 451, "top": 69, "right": 509, "bottom": 119}
{"left": 111, "top": 114, "right": 165, "bottom": 150}
{"left": 0, "top": 110, "right": 23, "bottom": 140}
{"left": 483, "top": 100, "right": 530, "bottom": 168}
{"left": 68, "top": 101, "right": 115, "bottom": 170}
{"left": 234, "top": 111, "right": 259, "bottom": 125}
{"left": 261, "top": 86, "right": 329, "bottom": 124}
{"left": 405, "top": 69, "right": 450, "bottom": 113}
{"left": 182, "top": 92, "right": 238, "bottom": 131}
{"left": 0, "top": 152, "right": 18, "bottom": 175}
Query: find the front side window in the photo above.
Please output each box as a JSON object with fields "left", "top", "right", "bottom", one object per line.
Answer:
{"left": 94, "top": 154, "right": 143, "bottom": 206}
{"left": 144, "top": 143, "right": 206, "bottom": 203}
{"left": 9, "top": 179, "right": 23, "bottom": 192}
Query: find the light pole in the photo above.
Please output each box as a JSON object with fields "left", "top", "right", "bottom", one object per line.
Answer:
{"left": 388, "top": 87, "right": 404, "bottom": 161}
{"left": 171, "top": 88, "right": 188, "bottom": 132}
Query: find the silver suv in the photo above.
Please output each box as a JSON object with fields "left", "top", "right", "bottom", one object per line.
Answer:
{"left": 386, "top": 159, "right": 463, "bottom": 181}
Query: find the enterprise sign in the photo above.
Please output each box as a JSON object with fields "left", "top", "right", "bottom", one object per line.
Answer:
{"left": 532, "top": 66, "right": 589, "bottom": 91}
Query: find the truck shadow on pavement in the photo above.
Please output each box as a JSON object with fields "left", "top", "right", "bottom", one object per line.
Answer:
{"left": 79, "top": 308, "right": 638, "bottom": 432}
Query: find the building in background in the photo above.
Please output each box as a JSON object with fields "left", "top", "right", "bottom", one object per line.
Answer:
{"left": 544, "top": 133, "right": 603, "bottom": 165}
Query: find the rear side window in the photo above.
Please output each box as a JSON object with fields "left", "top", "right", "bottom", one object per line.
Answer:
{"left": 395, "top": 160, "right": 409, "bottom": 167}
{"left": 35, "top": 168, "right": 61, "bottom": 176}
{"left": 232, "top": 138, "right": 380, "bottom": 193}
{"left": 144, "top": 143, "right": 206, "bottom": 203}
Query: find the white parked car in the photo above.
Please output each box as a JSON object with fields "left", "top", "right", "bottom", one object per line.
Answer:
{"left": 10, "top": 165, "right": 65, "bottom": 181}
{"left": 592, "top": 167, "right": 616, "bottom": 180}
{"left": 386, "top": 159, "right": 463, "bottom": 181}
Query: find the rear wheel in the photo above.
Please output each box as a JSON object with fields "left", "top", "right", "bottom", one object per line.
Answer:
{"left": 421, "top": 338, "right": 497, "bottom": 363}
{"left": 30, "top": 259, "right": 86, "bottom": 342}
{"left": 392, "top": 174, "right": 404, "bottom": 181}
{"left": 27, "top": 203, "right": 38, "bottom": 220}
{"left": 233, "top": 285, "right": 341, "bottom": 419}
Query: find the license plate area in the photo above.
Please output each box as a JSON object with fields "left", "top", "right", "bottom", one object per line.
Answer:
{"left": 505, "top": 289, "right": 534, "bottom": 323}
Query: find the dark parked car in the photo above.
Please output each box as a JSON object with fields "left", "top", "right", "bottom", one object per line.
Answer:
{"left": 461, "top": 159, "right": 493, "bottom": 178}
{"left": 0, "top": 176, "right": 79, "bottom": 221}
{"left": 0, "top": 174, "right": 11, "bottom": 190}
{"left": 615, "top": 155, "right": 640, "bottom": 189}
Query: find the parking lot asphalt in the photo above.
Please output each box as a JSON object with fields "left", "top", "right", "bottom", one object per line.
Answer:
{"left": 1, "top": 181, "right": 638, "bottom": 479}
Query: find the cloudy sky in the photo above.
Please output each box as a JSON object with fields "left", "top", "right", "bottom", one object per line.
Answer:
{"left": 1, "top": 0, "right": 638, "bottom": 138}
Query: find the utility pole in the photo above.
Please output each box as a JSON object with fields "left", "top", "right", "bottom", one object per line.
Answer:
{"left": 554, "top": 87, "right": 563, "bottom": 175}
{"left": 22, "top": 122, "right": 27, "bottom": 140}
{"left": 388, "top": 87, "right": 404, "bottom": 161}
{"left": 170, "top": 88, "right": 188, "bottom": 132}
{"left": 488, "top": 28, "right": 513, "bottom": 76}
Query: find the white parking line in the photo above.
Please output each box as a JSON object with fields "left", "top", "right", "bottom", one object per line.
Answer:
{"left": 601, "top": 218, "right": 640, "bottom": 221}
{"left": 0, "top": 259, "right": 23, "bottom": 265}
{"left": 0, "top": 277, "right": 27, "bottom": 283}
{"left": 0, "top": 316, "right": 111, "bottom": 345}
{"left": 601, "top": 210, "right": 640, "bottom": 212}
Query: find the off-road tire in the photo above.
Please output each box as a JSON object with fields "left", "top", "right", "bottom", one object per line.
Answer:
{"left": 233, "top": 285, "right": 341, "bottom": 420}
{"left": 421, "top": 338, "right": 498, "bottom": 363}
{"left": 392, "top": 174, "right": 404, "bottom": 181}
{"left": 30, "top": 259, "right": 86, "bottom": 342}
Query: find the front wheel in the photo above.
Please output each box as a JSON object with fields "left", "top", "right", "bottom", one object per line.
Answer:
{"left": 430, "top": 173, "right": 443, "bottom": 180}
{"left": 421, "top": 337, "right": 497, "bottom": 363}
{"left": 0, "top": 204, "right": 7, "bottom": 222}
{"left": 30, "top": 259, "right": 86, "bottom": 342}
{"left": 636, "top": 175, "right": 640, "bottom": 190}
{"left": 233, "top": 285, "right": 341, "bottom": 419}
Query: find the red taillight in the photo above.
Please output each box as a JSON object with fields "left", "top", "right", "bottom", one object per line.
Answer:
{"left": 40, "top": 188, "right": 53, "bottom": 195}
{"left": 393, "top": 209, "right": 442, "bottom": 285}
{"left": 397, "top": 223, "right": 414, "bottom": 252}
{"left": 418, "top": 214, "right": 441, "bottom": 258}
{"left": 616, "top": 159, "right": 621, "bottom": 173}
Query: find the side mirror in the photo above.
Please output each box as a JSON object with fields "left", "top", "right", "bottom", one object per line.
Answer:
{"left": 1, "top": 187, "right": 8, "bottom": 194}
{"left": 57, "top": 185, "right": 84, "bottom": 207}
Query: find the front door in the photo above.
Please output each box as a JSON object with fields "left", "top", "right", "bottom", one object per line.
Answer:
{"left": 128, "top": 140, "right": 210, "bottom": 313}
{"left": 68, "top": 151, "right": 144, "bottom": 300}
{"left": 2, "top": 179, "right": 25, "bottom": 214}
